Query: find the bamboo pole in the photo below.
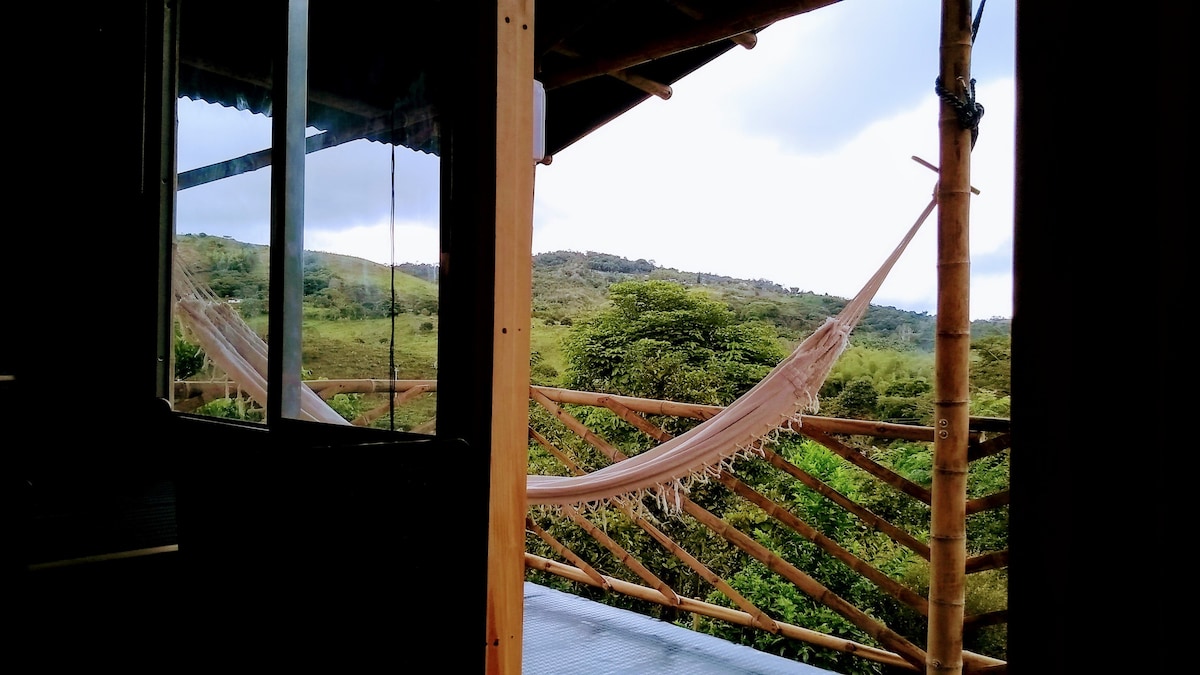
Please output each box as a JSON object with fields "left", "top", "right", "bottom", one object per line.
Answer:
{"left": 525, "top": 553, "right": 921, "bottom": 671}
{"left": 928, "top": 1, "right": 975, "bottom": 672}
{"left": 608, "top": 69, "right": 673, "bottom": 99}
{"left": 532, "top": 385, "right": 722, "bottom": 419}
{"left": 533, "top": 385, "right": 996, "bottom": 438}
{"left": 530, "top": 387, "right": 627, "bottom": 463}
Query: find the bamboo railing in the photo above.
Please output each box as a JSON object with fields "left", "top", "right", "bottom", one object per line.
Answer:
{"left": 173, "top": 378, "right": 1008, "bottom": 673}
{"left": 525, "top": 385, "right": 1008, "bottom": 673}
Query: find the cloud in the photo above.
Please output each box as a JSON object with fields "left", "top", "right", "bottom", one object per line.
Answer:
{"left": 306, "top": 221, "right": 439, "bottom": 267}
{"left": 533, "top": 76, "right": 1015, "bottom": 320}
{"left": 175, "top": 1, "right": 1016, "bottom": 320}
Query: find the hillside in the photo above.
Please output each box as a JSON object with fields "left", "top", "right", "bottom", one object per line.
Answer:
{"left": 174, "top": 236, "right": 1010, "bottom": 380}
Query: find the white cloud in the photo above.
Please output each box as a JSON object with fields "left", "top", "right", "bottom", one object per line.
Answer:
{"left": 305, "top": 221, "right": 439, "bottom": 267}
{"left": 534, "top": 77, "right": 1014, "bottom": 320}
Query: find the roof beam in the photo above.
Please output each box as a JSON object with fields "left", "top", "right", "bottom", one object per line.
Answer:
{"left": 540, "top": 0, "right": 841, "bottom": 90}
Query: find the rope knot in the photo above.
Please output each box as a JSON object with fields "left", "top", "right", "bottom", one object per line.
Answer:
{"left": 934, "top": 76, "right": 985, "bottom": 146}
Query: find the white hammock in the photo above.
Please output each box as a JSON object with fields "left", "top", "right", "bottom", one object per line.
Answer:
{"left": 173, "top": 197, "right": 936, "bottom": 507}
{"left": 526, "top": 197, "right": 937, "bottom": 506}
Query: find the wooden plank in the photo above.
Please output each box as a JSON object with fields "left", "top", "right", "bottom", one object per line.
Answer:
{"left": 487, "top": 2, "right": 536, "bottom": 674}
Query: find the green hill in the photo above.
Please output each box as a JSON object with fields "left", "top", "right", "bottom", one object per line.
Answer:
{"left": 174, "top": 235, "right": 1009, "bottom": 383}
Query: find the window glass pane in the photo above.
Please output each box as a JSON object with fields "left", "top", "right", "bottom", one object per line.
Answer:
{"left": 173, "top": 99, "right": 274, "bottom": 424}
{"left": 172, "top": 3, "right": 441, "bottom": 431}
{"left": 300, "top": 135, "right": 440, "bottom": 432}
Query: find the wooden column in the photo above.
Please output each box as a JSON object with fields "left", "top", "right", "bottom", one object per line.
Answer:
{"left": 928, "top": 1, "right": 974, "bottom": 674}
{"left": 488, "top": 2, "right": 535, "bottom": 674}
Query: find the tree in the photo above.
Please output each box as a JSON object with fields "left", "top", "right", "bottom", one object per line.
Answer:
{"left": 562, "top": 280, "right": 786, "bottom": 406}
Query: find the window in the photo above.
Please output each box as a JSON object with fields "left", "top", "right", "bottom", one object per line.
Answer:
{"left": 172, "top": 2, "right": 442, "bottom": 433}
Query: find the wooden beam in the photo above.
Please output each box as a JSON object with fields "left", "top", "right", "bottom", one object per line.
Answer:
{"left": 487, "top": 2, "right": 536, "bottom": 674}
{"left": 540, "top": 0, "right": 841, "bottom": 90}
{"left": 664, "top": 0, "right": 760, "bottom": 49}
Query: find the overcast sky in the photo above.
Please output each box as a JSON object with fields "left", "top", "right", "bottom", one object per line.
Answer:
{"left": 177, "top": 0, "right": 1014, "bottom": 320}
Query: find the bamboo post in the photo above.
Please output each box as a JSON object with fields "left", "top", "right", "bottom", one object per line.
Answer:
{"left": 928, "top": 1, "right": 975, "bottom": 673}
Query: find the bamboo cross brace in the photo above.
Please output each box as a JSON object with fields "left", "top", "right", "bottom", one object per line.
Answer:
{"left": 532, "top": 405, "right": 924, "bottom": 662}
{"left": 352, "top": 383, "right": 432, "bottom": 426}
{"left": 794, "top": 424, "right": 933, "bottom": 504}
{"left": 528, "top": 426, "right": 781, "bottom": 632}
{"left": 678, "top": 494, "right": 929, "bottom": 670}
{"left": 713, "top": 471, "right": 931, "bottom": 617}
{"left": 964, "top": 550, "right": 1009, "bottom": 575}
{"left": 598, "top": 400, "right": 931, "bottom": 612}
{"left": 530, "top": 387, "right": 629, "bottom": 464}
{"left": 965, "top": 490, "right": 1009, "bottom": 516}
{"left": 525, "top": 516, "right": 610, "bottom": 590}
{"left": 911, "top": 155, "right": 981, "bottom": 195}
{"left": 967, "top": 433, "right": 1010, "bottom": 462}
{"left": 598, "top": 396, "right": 674, "bottom": 443}
{"left": 560, "top": 503, "right": 682, "bottom": 605}
{"left": 760, "top": 446, "right": 931, "bottom": 560}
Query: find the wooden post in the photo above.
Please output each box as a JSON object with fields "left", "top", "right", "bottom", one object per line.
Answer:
{"left": 928, "top": 1, "right": 974, "bottom": 674}
{"left": 488, "top": 2, "right": 535, "bottom": 674}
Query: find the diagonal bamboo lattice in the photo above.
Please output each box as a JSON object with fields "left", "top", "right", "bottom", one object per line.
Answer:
{"left": 524, "top": 387, "right": 1010, "bottom": 673}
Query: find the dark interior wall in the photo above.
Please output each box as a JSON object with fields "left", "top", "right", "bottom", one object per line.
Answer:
{"left": 6, "top": 1, "right": 1177, "bottom": 672}
{"left": 1010, "top": 2, "right": 1173, "bottom": 672}
{"left": 8, "top": 3, "right": 492, "bottom": 669}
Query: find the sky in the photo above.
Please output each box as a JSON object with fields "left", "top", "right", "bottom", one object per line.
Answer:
{"left": 176, "top": 0, "right": 1015, "bottom": 320}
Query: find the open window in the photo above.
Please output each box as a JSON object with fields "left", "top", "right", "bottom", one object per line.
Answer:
{"left": 171, "top": 1, "right": 443, "bottom": 435}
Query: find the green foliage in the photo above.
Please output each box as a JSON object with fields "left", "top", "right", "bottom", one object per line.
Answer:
{"left": 970, "top": 335, "right": 1011, "bottom": 396}
{"left": 194, "top": 396, "right": 263, "bottom": 422}
{"left": 325, "top": 392, "right": 367, "bottom": 422}
{"left": 562, "top": 280, "right": 786, "bottom": 405}
{"left": 174, "top": 335, "right": 205, "bottom": 380}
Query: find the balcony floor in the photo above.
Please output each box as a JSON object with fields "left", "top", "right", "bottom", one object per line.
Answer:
{"left": 523, "top": 582, "right": 835, "bottom": 674}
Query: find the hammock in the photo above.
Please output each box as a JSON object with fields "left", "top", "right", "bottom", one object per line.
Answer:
{"left": 527, "top": 197, "right": 937, "bottom": 506}
{"left": 173, "top": 262, "right": 350, "bottom": 425}
{"left": 173, "top": 195, "right": 936, "bottom": 507}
